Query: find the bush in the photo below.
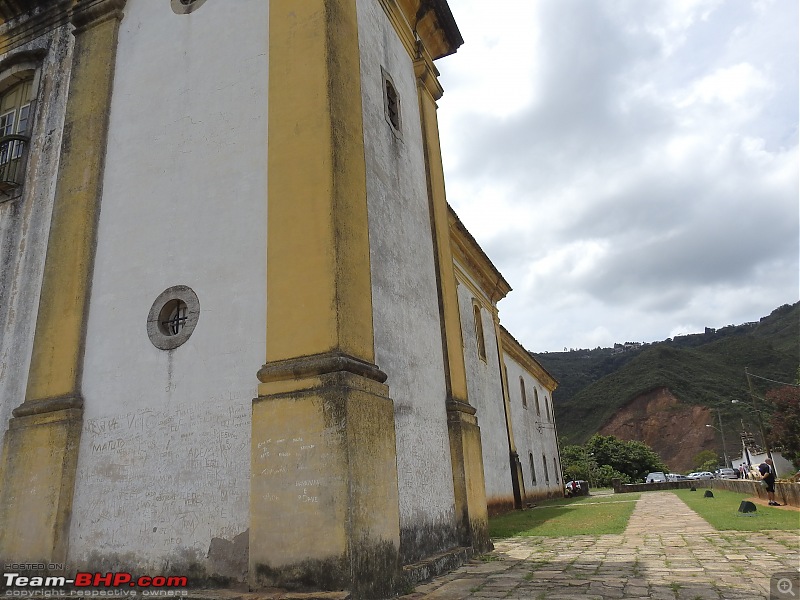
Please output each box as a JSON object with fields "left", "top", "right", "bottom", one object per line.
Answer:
{"left": 592, "top": 465, "right": 631, "bottom": 487}
{"left": 559, "top": 435, "right": 666, "bottom": 485}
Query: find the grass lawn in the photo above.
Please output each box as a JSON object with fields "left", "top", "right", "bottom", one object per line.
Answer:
{"left": 488, "top": 493, "right": 642, "bottom": 538}
{"left": 671, "top": 489, "right": 800, "bottom": 531}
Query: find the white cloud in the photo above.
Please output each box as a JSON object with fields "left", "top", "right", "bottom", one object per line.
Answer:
{"left": 680, "top": 63, "right": 772, "bottom": 107}
{"left": 438, "top": 0, "right": 798, "bottom": 352}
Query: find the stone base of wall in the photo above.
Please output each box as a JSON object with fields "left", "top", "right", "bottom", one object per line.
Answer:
{"left": 487, "top": 496, "right": 516, "bottom": 516}
{"left": 402, "top": 546, "right": 472, "bottom": 587}
{"left": 522, "top": 488, "right": 563, "bottom": 506}
{"left": 612, "top": 478, "right": 800, "bottom": 507}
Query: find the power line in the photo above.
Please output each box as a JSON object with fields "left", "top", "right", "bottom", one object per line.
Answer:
{"left": 746, "top": 371, "right": 800, "bottom": 388}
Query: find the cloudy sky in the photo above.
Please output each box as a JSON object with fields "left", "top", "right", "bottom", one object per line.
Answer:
{"left": 435, "top": 0, "right": 799, "bottom": 353}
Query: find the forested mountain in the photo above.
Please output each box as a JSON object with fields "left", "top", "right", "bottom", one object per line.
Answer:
{"left": 535, "top": 303, "right": 798, "bottom": 470}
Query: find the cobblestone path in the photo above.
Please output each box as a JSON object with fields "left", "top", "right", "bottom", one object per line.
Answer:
{"left": 401, "top": 491, "right": 800, "bottom": 600}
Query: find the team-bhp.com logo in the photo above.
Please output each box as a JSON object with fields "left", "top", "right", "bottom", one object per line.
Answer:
{"left": 3, "top": 569, "right": 188, "bottom": 597}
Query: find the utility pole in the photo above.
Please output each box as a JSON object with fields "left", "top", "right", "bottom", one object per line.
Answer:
{"left": 705, "top": 407, "right": 730, "bottom": 468}
{"left": 745, "top": 367, "right": 776, "bottom": 475}
{"left": 717, "top": 408, "right": 729, "bottom": 468}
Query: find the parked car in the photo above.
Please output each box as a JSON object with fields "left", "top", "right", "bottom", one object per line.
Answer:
{"left": 686, "top": 471, "right": 714, "bottom": 480}
{"left": 715, "top": 468, "right": 738, "bottom": 479}
{"left": 646, "top": 472, "right": 666, "bottom": 483}
{"left": 666, "top": 473, "right": 688, "bottom": 481}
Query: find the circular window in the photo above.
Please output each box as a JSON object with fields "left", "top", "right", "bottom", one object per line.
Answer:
{"left": 171, "top": 0, "right": 207, "bottom": 14}
{"left": 147, "top": 286, "right": 199, "bottom": 350}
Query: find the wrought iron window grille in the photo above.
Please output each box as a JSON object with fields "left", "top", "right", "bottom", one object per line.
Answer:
{"left": 0, "top": 133, "right": 28, "bottom": 196}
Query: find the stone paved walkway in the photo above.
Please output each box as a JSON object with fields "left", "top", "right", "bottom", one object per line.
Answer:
{"left": 400, "top": 492, "right": 800, "bottom": 600}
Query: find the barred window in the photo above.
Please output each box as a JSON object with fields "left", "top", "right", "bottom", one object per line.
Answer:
{"left": 0, "top": 77, "right": 34, "bottom": 198}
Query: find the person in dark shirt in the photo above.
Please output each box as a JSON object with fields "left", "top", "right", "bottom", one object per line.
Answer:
{"left": 759, "top": 458, "right": 779, "bottom": 506}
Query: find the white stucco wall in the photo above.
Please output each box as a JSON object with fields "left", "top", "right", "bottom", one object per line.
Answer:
{"left": 72, "top": 0, "right": 268, "bottom": 575}
{"left": 733, "top": 450, "right": 794, "bottom": 478}
{"left": 0, "top": 26, "right": 73, "bottom": 440}
{"left": 455, "top": 275, "right": 514, "bottom": 511}
{"left": 357, "top": 0, "right": 458, "bottom": 563}
{"left": 505, "top": 355, "right": 562, "bottom": 499}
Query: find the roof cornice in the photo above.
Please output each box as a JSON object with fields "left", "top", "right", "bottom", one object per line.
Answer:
{"left": 448, "top": 204, "right": 511, "bottom": 304}
{"left": 500, "top": 325, "right": 558, "bottom": 391}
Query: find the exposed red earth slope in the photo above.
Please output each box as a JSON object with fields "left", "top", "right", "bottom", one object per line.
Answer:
{"left": 598, "top": 387, "right": 718, "bottom": 473}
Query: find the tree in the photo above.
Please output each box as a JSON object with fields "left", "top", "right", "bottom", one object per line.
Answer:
{"left": 559, "top": 444, "right": 589, "bottom": 481}
{"left": 585, "top": 434, "right": 668, "bottom": 482}
{"left": 692, "top": 450, "right": 718, "bottom": 471}
{"left": 592, "top": 465, "right": 631, "bottom": 487}
{"left": 766, "top": 384, "right": 800, "bottom": 468}
{"left": 560, "top": 435, "right": 667, "bottom": 484}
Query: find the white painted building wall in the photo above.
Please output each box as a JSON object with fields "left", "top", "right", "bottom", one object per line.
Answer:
{"left": 505, "top": 355, "right": 562, "bottom": 499}
{"left": 357, "top": 0, "right": 459, "bottom": 563}
{"left": 455, "top": 275, "right": 514, "bottom": 512}
{"left": 71, "top": 0, "right": 268, "bottom": 575}
{"left": 0, "top": 26, "right": 73, "bottom": 440}
{"left": 733, "top": 450, "right": 794, "bottom": 478}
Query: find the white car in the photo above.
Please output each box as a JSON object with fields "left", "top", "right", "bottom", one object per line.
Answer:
{"left": 715, "top": 468, "right": 738, "bottom": 479}
{"left": 666, "top": 473, "right": 688, "bottom": 481}
{"left": 646, "top": 472, "right": 666, "bottom": 483}
{"left": 564, "top": 480, "right": 587, "bottom": 496}
{"left": 686, "top": 471, "right": 714, "bottom": 480}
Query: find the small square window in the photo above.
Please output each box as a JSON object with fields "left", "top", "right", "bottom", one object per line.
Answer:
{"left": 0, "top": 110, "right": 14, "bottom": 137}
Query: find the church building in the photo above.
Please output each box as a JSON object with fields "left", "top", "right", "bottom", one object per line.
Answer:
{"left": 0, "top": 1, "right": 562, "bottom": 597}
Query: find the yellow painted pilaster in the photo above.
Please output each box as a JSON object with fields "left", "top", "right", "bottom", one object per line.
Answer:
{"left": 264, "top": 0, "right": 375, "bottom": 367}
{"left": 252, "top": 1, "right": 401, "bottom": 595}
{"left": 415, "top": 52, "right": 469, "bottom": 405}
{"left": 25, "top": 0, "right": 126, "bottom": 407}
{"left": 415, "top": 51, "right": 490, "bottom": 552}
{"left": 0, "top": 0, "right": 126, "bottom": 565}
{"left": 492, "top": 313, "right": 524, "bottom": 509}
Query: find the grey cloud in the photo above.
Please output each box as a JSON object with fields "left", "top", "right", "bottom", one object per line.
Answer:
{"left": 441, "top": 0, "right": 798, "bottom": 350}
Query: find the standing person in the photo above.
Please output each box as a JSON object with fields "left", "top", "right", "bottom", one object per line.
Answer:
{"left": 759, "top": 458, "right": 779, "bottom": 506}
{"left": 739, "top": 463, "right": 748, "bottom": 479}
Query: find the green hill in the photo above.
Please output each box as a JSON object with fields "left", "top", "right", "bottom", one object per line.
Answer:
{"left": 536, "top": 302, "right": 800, "bottom": 445}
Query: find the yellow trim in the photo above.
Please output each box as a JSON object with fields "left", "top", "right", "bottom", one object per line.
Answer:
{"left": 266, "top": 0, "right": 375, "bottom": 365}
{"left": 492, "top": 316, "right": 517, "bottom": 453}
{"left": 453, "top": 261, "right": 498, "bottom": 314}
{"left": 378, "top": 0, "right": 462, "bottom": 61}
{"left": 377, "top": 0, "right": 416, "bottom": 59}
{"left": 25, "top": 2, "right": 123, "bottom": 403}
{"left": 1, "top": 1, "right": 125, "bottom": 565}
{"left": 472, "top": 300, "right": 487, "bottom": 362}
{"left": 252, "top": 4, "right": 403, "bottom": 590}
{"left": 500, "top": 326, "right": 558, "bottom": 392}
{"left": 258, "top": 376, "right": 324, "bottom": 397}
{"left": 416, "top": 50, "right": 490, "bottom": 552}
{"left": 416, "top": 57, "right": 469, "bottom": 403}
{"left": 0, "top": 408, "right": 82, "bottom": 562}
{"left": 449, "top": 205, "right": 511, "bottom": 305}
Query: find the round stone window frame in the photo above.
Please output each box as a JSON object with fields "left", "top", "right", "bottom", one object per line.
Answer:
{"left": 171, "top": 0, "right": 208, "bottom": 15}
{"left": 147, "top": 285, "right": 200, "bottom": 350}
